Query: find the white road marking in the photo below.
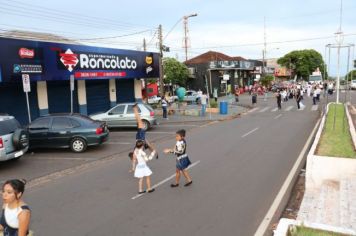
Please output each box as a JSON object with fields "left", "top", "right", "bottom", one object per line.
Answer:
{"left": 158, "top": 124, "right": 199, "bottom": 127}
{"left": 254, "top": 118, "right": 322, "bottom": 236}
{"left": 106, "top": 142, "right": 132, "bottom": 145}
{"left": 285, "top": 106, "right": 294, "bottom": 111}
{"left": 311, "top": 105, "right": 318, "bottom": 111}
{"left": 273, "top": 114, "right": 283, "bottom": 119}
{"left": 259, "top": 107, "right": 270, "bottom": 112}
{"left": 116, "top": 131, "right": 175, "bottom": 134}
{"left": 131, "top": 160, "right": 201, "bottom": 200}
{"left": 241, "top": 127, "right": 259, "bottom": 138}
{"left": 271, "top": 108, "right": 278, "bottom": 112}
{"left": 248, "top": 107, "right": 260, "bottom": 113}
{"left": 299, "top": 105, "right": 306, "bottom": 111}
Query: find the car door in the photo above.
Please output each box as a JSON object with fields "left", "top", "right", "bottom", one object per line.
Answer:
{"left": 105, "top": 104, "right": 126, "bottom": 127}
{"left": 47, "top": 117, "right": 74, "bottom": 148}
{"left": 124, "top": 104, "right": 141, "bottom": 127}
{"left": 28, "top": 117, "right": 51, "bottom": 148}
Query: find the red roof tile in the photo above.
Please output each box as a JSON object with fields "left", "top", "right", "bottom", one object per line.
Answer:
{"left": 185, "top": 51, "right": 245, "bottom": 64}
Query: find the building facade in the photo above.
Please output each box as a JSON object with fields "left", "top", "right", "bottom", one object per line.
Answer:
{"left": 185, "top": 51, "right": 263, "bottom": 96}
{"left": 0, "top": 37, "right": 160, "bottom": 124}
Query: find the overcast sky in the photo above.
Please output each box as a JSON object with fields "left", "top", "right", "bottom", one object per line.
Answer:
{"left": 0, "top": 0, "right": 355, "bottom": 75}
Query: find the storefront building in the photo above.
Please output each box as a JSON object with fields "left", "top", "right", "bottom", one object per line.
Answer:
{"left": 0, "top": 37, "right": 160, "bottom": 124}
{"left": 185, "top": 51, "right": 262, "bottom": 96}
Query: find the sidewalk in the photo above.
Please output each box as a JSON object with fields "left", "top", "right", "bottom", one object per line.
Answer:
{"left": 155, "top": 103, "right": 248, "bottom": 124}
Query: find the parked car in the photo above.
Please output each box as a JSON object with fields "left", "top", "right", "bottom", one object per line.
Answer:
{"left": 90, "top": 103, "right": 157, "bottom": 131}
{"left": 0, "top": 115, "right": 29, "bottom": 161}
{"left": 351, "top": 80, "right": 356, "bottom": 90}
{"left": 183, "top": 90, "right": 200, "bottom": 103}
{"left": 147, "top": 95, "right": 161, "bottom": 104}
{"left": 27, "top": 114, "right": 109, "bottom": 153}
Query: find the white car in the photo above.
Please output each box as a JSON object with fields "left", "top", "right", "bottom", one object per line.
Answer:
{"left": 350, "top": 80, "right": 356, "bottom": 90}
{"left": 147, "top": 95, "right": 161, "bottom": 104}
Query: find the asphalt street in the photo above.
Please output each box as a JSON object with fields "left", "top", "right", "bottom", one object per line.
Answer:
{"left": 0, "top": 121, "right": 210, "bottom": 184}
{"left": 11, "top": 93, "right": 330, "bottom": 236}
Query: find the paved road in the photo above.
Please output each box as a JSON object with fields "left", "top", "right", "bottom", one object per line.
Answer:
{"left": 0, "top": 121, "right": 210, "bottom": 183}
{"left": 11, "top": 94, "right": 325, "bottom": 236}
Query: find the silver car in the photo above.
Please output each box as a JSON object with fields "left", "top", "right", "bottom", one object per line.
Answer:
{"left": 0, "top": 115, "right": 29, "bottom": 161}
{"left": 90, "top": 103, "right": 157, "bottom": 131}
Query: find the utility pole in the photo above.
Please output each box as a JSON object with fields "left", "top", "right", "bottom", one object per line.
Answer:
{"left": 158, "top": 25, "right": 164, "bottom": 97}
{"left": 143, "top": 38, "right": 148, "bottom": 103}
{"left": 143, "top": 38, "right": 146, "bottom": 51}
{"left": 262, "top": 16, "right": 267, "bottom": 78}
{"left": 183, "top": 13, "right": 197, "bottom": 62}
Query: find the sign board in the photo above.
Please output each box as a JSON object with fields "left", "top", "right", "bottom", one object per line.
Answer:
{"left": 223, "top": 74, "right": 230, "bottom": 81}
{"left": 256, "top": 74, "right": 261, "bottom": 79}
{"left": 22, "top": 74, "right": 31, "bottom": 92}
{"left": 70, "top": 75, "right": 75, "bottom": 91}
{"left": 0, "top": 37, "right": 160, "bottom": 82}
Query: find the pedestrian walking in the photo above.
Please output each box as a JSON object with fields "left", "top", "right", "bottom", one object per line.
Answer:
{"left": 296, "top": 89, "right": 302, "bottom": 109}
{"left": 276, "top": 90, "right": 282, "bottom": 110}
{"left": 161, "top": 96, "right": 168, "bottom": 119}
{"left": 164, "top": 129, "right": 193, "bottom": 187}
{"left": 200, "top": 92, "right": 208, "bottom": 117}
{"left": 251, "top": 89, "right": 257, "bottom": 106}
{"left": 312, "top": 87, "right": 317, "bottom": 105}
{"left": 131, "top": 140, "right": 156, "bottom": 194}
{"left": 213, "top": 88, "right": 218, "bottom": 102}
{"left": 0, "top": 179, "right": 31, "bottom": 236}
{"left": 234, "top": 87, "right": 240, "bottom": 103}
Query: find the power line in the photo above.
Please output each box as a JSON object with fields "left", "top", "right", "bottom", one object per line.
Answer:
{"left": 1, "top": 0, "right": 152, "bottom": 30}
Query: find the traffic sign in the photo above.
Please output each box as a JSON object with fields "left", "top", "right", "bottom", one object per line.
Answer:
{"left": 22, "top": 74, "right": 31, "bottom": 92}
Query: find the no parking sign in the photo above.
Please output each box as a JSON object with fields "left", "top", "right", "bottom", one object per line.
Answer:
{"left": 22, "top": 74, "right": 31, "bottom": 92}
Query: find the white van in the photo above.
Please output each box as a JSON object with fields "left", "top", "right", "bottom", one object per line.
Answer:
{"left": 350, "top": 80, "right": 356, "bottom": 90}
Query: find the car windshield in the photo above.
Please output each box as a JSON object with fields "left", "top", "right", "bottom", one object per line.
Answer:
{"left": 0, "top": 118, "right": 21, "bottom": 135}
{"left": 144, "top": 104, "right": 154, "bottom": 112}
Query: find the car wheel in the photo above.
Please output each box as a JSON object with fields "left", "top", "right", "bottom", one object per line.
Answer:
{"left": 70, "top": 137, "right": 87, "bottom": 153}
{"left": 12, "top": 129, "right": 29, "bottom": 150}
{"left": 142, "top": 120, "right": 150, "bottom": 131}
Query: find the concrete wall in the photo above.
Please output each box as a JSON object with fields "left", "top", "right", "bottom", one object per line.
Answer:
{"left": 36, "top": 81, "right": 49, "bottom": 116}
{"left": 109, "top": 79, "right": 116, "bottom": 107}
{"left": 306, "top": 103, "right": 356, "bottom": 190}
{"left": 134, "top": 79, "right": 142, "bottom": 102}
{"left": 77, "top": 80, "right": 87, "bottom": 115}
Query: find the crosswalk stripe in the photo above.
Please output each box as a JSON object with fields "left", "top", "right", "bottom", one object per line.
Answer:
{"left": 259, "top": 107, "right": 270, "bottom": 112}
{"left": 271, "top": 108, "right": 278, "bottom": 112}
{"left": 285, "top": 106, "right": 294, "bottom": 111}
{"left": 299, "top": 105, "right": 306, "bottom": 110}
{"left": 311, "top": 105, "right": 318, "bottom": 111}
{"left": 248, "top": 107, "right": 260, "bottom": 113}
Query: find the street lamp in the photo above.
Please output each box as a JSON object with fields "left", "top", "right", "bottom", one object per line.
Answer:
{"left": 183, "top": 13, "right": 198, "bottom": 61}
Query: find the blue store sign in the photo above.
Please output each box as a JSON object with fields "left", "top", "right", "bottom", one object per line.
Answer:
{"left": 0, "top": 37, "right": 160, "bottom": 82}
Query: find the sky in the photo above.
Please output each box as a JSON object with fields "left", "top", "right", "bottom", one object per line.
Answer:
{"left": 0, "top": 0, "right": 355, "bottom": 76}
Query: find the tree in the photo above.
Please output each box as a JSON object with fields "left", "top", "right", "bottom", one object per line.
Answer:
{"left": 345, "top": 70, "right": 356, "bottom": 81}
{"left": 260, "top": 75, "right": 274, "bottom": 87}
{"left": 277, "top": 49, "right": 326, "bottom": 81}
{"left": 163, "top": 57, "right": 189, "bottom": 86}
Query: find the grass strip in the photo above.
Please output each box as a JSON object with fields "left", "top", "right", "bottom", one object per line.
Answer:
{"left": 316, "top": 104, "right": 356, "bottom": 158}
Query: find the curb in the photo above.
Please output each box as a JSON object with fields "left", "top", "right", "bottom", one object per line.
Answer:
{"left": 254, "top": 114, "right": 322, "bottom": 236}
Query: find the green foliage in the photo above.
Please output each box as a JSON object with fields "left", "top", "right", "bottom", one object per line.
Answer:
{"left": 317, "top": 104, "right": 356, "bottom": 158}
{"left": 163, "top": 57, "right": 189, "bottom": 86}
{"left": 345, "top": 70, "right": 356, "bottom": 81}
{"left": 260, "top": 75, "right": 274, "bottom": 87}
{"left": 277, "top": 49, "right": 326, "bottom": 80}
{"left": 210, "top": 100, "right": 218, "bottom": 108}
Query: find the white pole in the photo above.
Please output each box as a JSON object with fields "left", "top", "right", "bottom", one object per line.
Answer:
{"left": 336, "top": 45, "right": 340, "bottom": 104}
{"left": 25, "top": 92, "right": 31, "bottom": 123}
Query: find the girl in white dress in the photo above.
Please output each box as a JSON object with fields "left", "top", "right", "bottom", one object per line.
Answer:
{"left": 132, "top": 140, "right": 156, "bottom": 194}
